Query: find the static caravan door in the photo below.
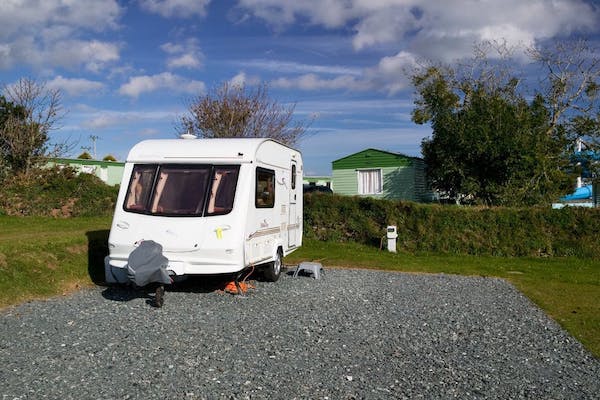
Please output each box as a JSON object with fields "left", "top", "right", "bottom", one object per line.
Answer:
{"left": 288, "top": 159, "right": 299, "bottom": 248}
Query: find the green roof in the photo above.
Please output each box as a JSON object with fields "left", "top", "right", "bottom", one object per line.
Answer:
{"left": 332, "top": 148, "right": 418, "bottom": 170}
{"left": 304, "top": 176, "right": 332, "bottom": 182}
{"left": 49, "top": 158, "right": 125, "bottom": 167}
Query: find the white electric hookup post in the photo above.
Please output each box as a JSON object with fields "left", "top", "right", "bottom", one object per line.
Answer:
{"left": 387, "top": 225, "right": 398, "bottom": 253}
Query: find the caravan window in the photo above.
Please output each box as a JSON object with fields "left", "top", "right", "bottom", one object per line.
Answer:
{"left": 255, "top": 167, "right": 275, "bottom": 208}
{"left": 124, "top": 164, "right": 239, "bottom": 217}
{"left": 291, "top": 164, "right": 297, "bottom": 189}
{"left": 206, "top": 167, "right": 240, "bottom": 216}
{"left": 125, "top": 165, "right": 155, "bottom": 211}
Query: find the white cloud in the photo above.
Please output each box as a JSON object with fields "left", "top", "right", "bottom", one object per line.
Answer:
{"left": 0, "top": 37, "right": 120, "bottom": 72}
{"left": 236, "top": 0, "right": 600, "bottom": 61}
{"left": 0, "top": 0, "right": 122, "bottom": 71}
{"left": 161, "top": 39, "right": 203, "bottom": 69}
{"left": 230, "top": 73, "right": 247, "bottom": 87}
{"left": 83, "top": 114, "right": 126, "bottom": 130}
{"left": 0, "top": 0, "right": 121, "bottom": 38}
{"left": 237, "top": 0, "right": 600, "bottom": 97}
{"left": 139, "top": 0, "right": 211, "bottom": 18}
{"left": 235, "top": 0, "right": 354, "bottom": 30}
{"left": 79, "top": 109, "right": 178, "bottom": 130}
{"left": 48, "top": 40, "right": 121, "bottom": 72}
{"left": 119, "top": 72, "right": 206, "bottom": 98}
{"left": 46, "top": 76, "right": 105, "bottom": 97}
{"left": 229, "top": 72, "right": 260, "bottom": 87}
{"left": 267, "top": 51, "right": 417, "bottom": 94}
{"left": 240, "top": 59, "right": 361, "bottom": 76}
{"left": 351, "top": 6, "right": 416, "bottom": 50}
{"left": 271, "top": 73, "right": 368, "bottom": 91}
{"left": 167, "top": 54, "right": 201, "bottom": 69}
{"left": 364, "top": 51, "right": 418, "bottom": 95}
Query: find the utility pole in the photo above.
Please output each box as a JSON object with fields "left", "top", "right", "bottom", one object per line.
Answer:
{"left": 89, "top": 135, "right": 99, "bottom": 159}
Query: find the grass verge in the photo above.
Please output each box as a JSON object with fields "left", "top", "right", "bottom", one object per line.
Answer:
{"left": 0, "top": 216, "right": 598, "bottom": 358}
{"left": 0, "top": 216, "right": 110, "bottom": 308}
{"left": 286, "top": 240, "right": 600, "bottom": 358}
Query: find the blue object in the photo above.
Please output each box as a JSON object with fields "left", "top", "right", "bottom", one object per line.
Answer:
{"left": 561, "top": 185, "right": 592, "bottom": 201}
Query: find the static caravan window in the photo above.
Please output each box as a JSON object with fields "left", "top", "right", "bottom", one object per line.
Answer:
{"left": 124, "top": 164, "right": 239, "bottom": 217}
{"left": 255, "top": 167, "right": 275, "bottom": 208}
{"left": 357, "top": 169, "right": 382, "bottom": 195}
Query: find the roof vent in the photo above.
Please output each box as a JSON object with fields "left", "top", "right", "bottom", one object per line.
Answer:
{"left": 180, "top": 132, "right": 196, "bottom": 140}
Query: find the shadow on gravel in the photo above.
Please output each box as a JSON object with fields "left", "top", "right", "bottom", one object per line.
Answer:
{"left": 100, "top": 269, "right": 270, "bottom": 307}
{"left": 86, "top": 230, "right": 110, "bottom": 285}
{"left": 101, "top": 285, "right": 164, "bottom": 307}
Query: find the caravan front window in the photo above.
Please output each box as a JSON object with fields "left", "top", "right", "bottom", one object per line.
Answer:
{"left": 124, "top": 164, "right": 239, "bottom": 217}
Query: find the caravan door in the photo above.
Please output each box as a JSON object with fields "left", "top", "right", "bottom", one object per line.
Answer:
{"left": 288, "top": 160, "right": 298, "bottom": 248}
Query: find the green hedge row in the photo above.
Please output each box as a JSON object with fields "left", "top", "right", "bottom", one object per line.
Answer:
{"left": 0, "top": 166, "right": 119, "bottom": 217}
{"left": 2, "top": 171, "right": 598, "bottom": 258}
{"left": 303, "top": 193, "right": 600, "bottom": 258}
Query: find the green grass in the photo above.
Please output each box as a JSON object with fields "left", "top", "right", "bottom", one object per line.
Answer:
{"left": 0, "top": 216, "right": 110, "bottom": 307}
{"left": 287, "top": 240, "right": 600, "bottom": 358}
{"left": 0, "top": 216, "right": 598, "bottom": 358}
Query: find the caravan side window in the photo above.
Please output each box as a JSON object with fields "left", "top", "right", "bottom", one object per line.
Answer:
{"left": 255, "top": 167, "right": 275, "bottom": 208}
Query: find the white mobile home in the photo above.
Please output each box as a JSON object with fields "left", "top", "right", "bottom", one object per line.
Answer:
{"left": 105, "top": 137, "right": 302, "bottom": 285}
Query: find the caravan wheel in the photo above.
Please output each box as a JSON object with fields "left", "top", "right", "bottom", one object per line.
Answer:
{"left": 263, "top": 250, "right": 282, "bottom": 282}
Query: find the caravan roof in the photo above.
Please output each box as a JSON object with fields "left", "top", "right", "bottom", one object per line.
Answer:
{"left": 127, "top": 138, "right": 288, "bottom": 163}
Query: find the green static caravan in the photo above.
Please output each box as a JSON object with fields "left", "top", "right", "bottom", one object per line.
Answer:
{"left": 47, "top": 158, "right": 125, "bottom": 186}
{"left": 332, "top": 148, "right": 432, "bottom": 202}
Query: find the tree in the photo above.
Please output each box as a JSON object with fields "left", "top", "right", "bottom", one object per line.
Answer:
{"left": 411, "top": 41, "right": 595, "bottom": 206}
{"left": 179, "top": 83, "right": 309, "bottom": 147}
{"left": 529, "top": 40, "right": 600, "bottom": 178}
{"left": 529, "top": 40, "right": 600, "bottom": 138}
{"left": 0, "top": 96, "right": 27, "bottom": 176}
{"left": 0, "top": 78, "right": 64, "bottom": 175}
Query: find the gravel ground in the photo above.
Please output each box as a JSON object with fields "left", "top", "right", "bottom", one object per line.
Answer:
{"left": 1, "top": 268, "right": 599, "bottom": 399}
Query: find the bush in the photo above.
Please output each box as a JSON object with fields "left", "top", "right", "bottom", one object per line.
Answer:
{"left": 304, "top": 193, "right": 600, "bottom": 258}
{"left": 0, "top": 166, "right": 118, "bottom": 217}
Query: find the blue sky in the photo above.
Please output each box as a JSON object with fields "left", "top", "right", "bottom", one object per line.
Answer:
{"left": 1, "top": 0, "right": 599, "bottom": 175}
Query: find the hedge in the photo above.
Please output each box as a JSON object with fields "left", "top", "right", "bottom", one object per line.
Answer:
{"left": 3, "top": 171, "right": 598, "bottom": 258}
{"left": 0, "top": 166, "right": 119, "bottom": 217}
{"left": 303, "top": 193, "right": 600, "bottom": 258}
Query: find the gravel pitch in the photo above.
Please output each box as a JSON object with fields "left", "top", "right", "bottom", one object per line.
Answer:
{"left": 1, "top": 268, "right": 599, "bottom": 399}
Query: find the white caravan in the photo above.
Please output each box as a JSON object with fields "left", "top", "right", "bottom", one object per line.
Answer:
{"left": 105, "top": 137, "right": 303, "bottom": 284}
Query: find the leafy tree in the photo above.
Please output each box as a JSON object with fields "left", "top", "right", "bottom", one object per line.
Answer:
{"left": 0, "top": 95, "right": 28, "bottom": 178}
{"left": 0, "top": 78, "right": 64, "bottom": 176}
{"left": 179, "top": 82, "right": 310, "bottom": 146}
{"left": 412, "top": 41, "right": 596, "bottom": 206}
